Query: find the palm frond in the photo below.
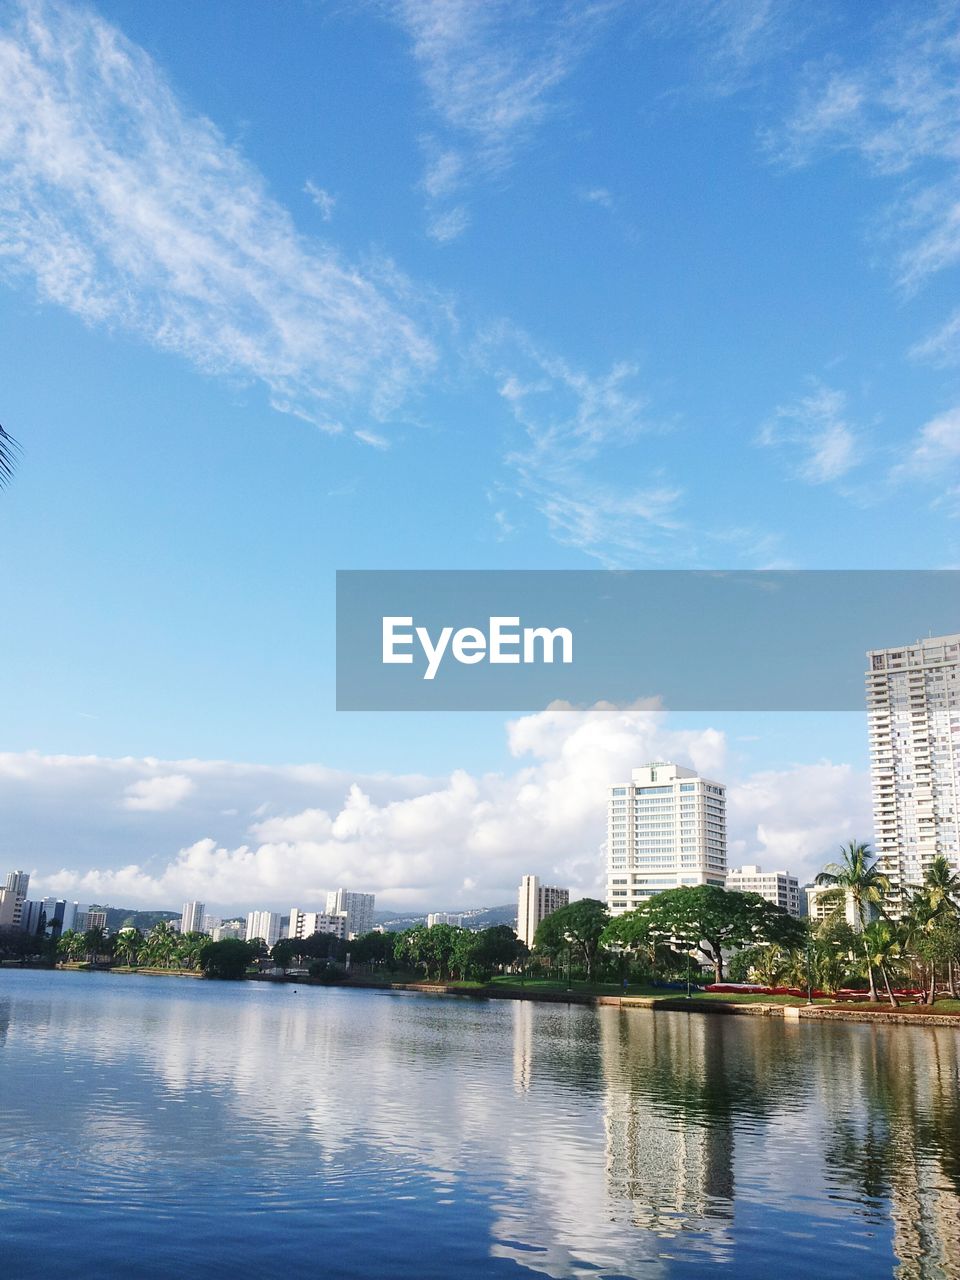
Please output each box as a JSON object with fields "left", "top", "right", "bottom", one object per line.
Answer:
{"left": 0, "top": 423, "right": 21, "bottom": 487}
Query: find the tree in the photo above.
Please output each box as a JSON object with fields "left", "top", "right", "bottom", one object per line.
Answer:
{"left": 114, "top": 928, "right": 143, "bottom": 967}
{"left": 603, "top": 886, "right": 804, "bottom": 983}
{"left": 534, "top": 899, "right": 609, "bottom": 982}
{"left": 399, "top": 923, "right": 462, "bottom": 981}
{"left": 816, "top": 841, "right": 891, "bottom": 1001}
{"left": 199, "top": 938, "right": 257, "bottom": 979}
{"left": 83, "top": 926, "right": 109, "bottom": 964}
{"left": 861, "top": 920, "right": 904, "bottom": 1008}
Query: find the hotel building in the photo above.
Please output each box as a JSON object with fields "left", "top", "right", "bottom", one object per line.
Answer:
{"left": 866, "top": 632, "right": 960, "bottom": 909}
{"left": 607, "top": 763, "right": 727, "bottom": 916}
{"left": 725, "top": 865, "right": 801, "bottom": 917}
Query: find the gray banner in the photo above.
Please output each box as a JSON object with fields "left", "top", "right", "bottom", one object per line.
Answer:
{"left": 335, "top": 570, "right": 960, "bottom": 711}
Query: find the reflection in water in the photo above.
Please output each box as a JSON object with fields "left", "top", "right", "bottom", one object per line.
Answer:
{"left": 0, "top": 971, "right": 958, "bottom": 1279}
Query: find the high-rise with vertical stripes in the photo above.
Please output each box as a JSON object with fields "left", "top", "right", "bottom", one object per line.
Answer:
{"left": 866, "top": 633, "right": 960, "bottom": 909}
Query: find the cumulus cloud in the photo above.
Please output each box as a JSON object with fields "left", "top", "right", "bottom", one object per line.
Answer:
{"left": 2, "top": 709, "right": 868, "bottom": 914}
{"left": 0, "top": 0, "right": 435, "bottom": 432}
{"left": 758, "top": 382, "right": 861, "bottom": 484}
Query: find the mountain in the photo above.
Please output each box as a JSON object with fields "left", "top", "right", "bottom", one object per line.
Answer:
{"left": 373, "top": 904, "right": 517, "bottom": 933}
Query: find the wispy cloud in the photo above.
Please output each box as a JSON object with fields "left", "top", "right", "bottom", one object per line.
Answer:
{"left": 891, "top": 405, "right": 960, "bottom": 483}
{"left": 480, "top": 325, "right": 689, "bottom": 565}
{"left": 0, "top": 0, "right": 436, "bottom": 434}
{"left": 304, "top": 180, "right": 336, "bottom": 221}
{"left": 390, "top": 0, "right": 617, "bottom": 240}
{"left": 772, "top": 3, "right": 960, "bottom": 323}
{"left": 758, "top": 382, "right": 861, "bottom": 484}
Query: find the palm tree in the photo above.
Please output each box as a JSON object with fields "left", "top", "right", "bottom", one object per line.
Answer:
{"left": 921, "top": 857, "right": 960, "bottom": 997}
{"left": 0, "top": 423, "right": 19, "bottom": 488}
{"left": 114, "top": 928, "right": 143, "bottom": 967}
{"left": 146, "top": 920, "right": 176, "bottom": 969}
{"left": 861, "top": 920, "right": 903, "bottom": 1008}
{"left": 816, "top": 841, "right": 891, "bottom": 1002}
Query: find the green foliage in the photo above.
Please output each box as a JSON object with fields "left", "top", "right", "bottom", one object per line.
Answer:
{"left": 602, "top": 886, "right": 804, "bottom": 982}
{"left": 198, "top": 938, "right": 258, "bottom": 980}
{"left": 534, "top": 899, "right": 609, "bottom": 980}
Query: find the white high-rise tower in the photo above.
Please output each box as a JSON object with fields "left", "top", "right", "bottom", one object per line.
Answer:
{"left": 606, "top": 763, "right": 726, "bottom": 916}
{"left": 866, "top": 633, "right": 960, "bottom": 908}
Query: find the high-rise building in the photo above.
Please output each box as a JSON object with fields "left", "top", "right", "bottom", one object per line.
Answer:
{"left": 725, "top": 865, "right": 801, "bottom": 917}
{"left": 0, "top": 870, "right": 30, "bottom": 929}
{"left": 325, "top": 890, "right": 375, "bottom": 939}
{"left": 288, "top": 908, "right": 348, "bottom": 940}
{"left": 804, "top": 882, "right": 874, "bottom": 932}
{"left": 517, "top": 876, "right": 569, "bottom": 949}
{"left": 426, "top": 912, "right": 464, "bottom": 928}
{"left": 245, "top": 911, "right": 283, "bottom": 947}
{"left": 180, "top": 901, "right": 206, "bottom": 934}
{"left": 40, "top": 898, "right": 77, "bottom": 937}
{"left": 607, "top": 763, "right": 727, "bottom": 916}
{"left": 866, "top": 633, "right": 960, "bottom": 909}
{"left": 74, "top": 908, "right": 107, "bottom": 933}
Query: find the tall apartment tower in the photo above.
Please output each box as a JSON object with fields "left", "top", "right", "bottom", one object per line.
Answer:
{"left": 180, "top": 901, "right": 206, "bottom": 934}
{"left": 516, "top": 875, "right": 570, "bottom": 949}
{"left": 245, "top": 911, "right": 283, "bottom": 947}
{"left": 866, "top": 633, "right": 960, "bottom": 908}
{"left": 325, "top": 890, "right": 375, "bottom": 939}
{"left": 0, "top": 870, "right": 30, "bottom": 929}
{"left": 607, "top": 763, "right": 727, "bottom": 917}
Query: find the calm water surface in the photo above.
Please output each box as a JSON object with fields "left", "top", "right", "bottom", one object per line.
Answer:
{"left": 1, "top": 970, "right": 959, "bottom": 1278}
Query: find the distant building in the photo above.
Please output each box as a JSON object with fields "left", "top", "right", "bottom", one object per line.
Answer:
{"left": 427, "top": 912, "right": 464, "bottom": 928}
{"left": 805, "top": 882, "right": 874, "bottom": 933}
{"left": 288, "top": 908, "right": 347, "bottom": 940}
{"left": 245, "top": 911, "right": 283, "bottom": 946}
{"left": 725, "top": 865, "right": 801, "bottom": 917}
{"left": 325, "top": 890, "right": 375, "bottom": 939}
{"left": 866, "top": 633, "right": 960, "bottom": 912}
{"left": 517, "top": 875, "right": 569, "bottom": 949}
{"left": 0, "top": 870, "right": 30, "bottom": 929}
{"left": 180, "top": 901, "right": 206, "bottom": 934}
{"left": 607, "top": 763, "right": 727, "bottom": 916}
{"left": 41, "top": 898, "right": 77, "bottom": 937}
{"left": 74, "top": 907, "right": 107, "bottom": 933}
{"left": 19, "top": 900, "right": 46, "bottom": 935}
{"left": 211, "top": 920, "right": 245, "bottom": 942}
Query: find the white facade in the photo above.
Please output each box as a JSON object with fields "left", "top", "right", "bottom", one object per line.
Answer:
{"left": 40, "top": 898, "right": 77, "bottom": 937}
{"left": 245, "top": 911, "right": 283, "bottom": 946}
{"left": 288, "top": 908, "right": 348, "bottom": 940}
{"left": 725, "top": 865, "right": 801, "bottom": 917}
{"left": 211, "top": 920, "right": 244, "bottom": 941}
{"left": 180, "top": 901, "right": 206, "bottom": 934}
{"left": 0, "top": 870, "right": 30, "bottom": 929}
{"left": 866, "top": 633, "right": 960, "bottom": 908}
{"left": 426, "top": 912, "right": 463, "bottom": 927}
{"left": 805, "top": 883, "right": 872, "bottom": 932}
{"left": 607, "top": 763, "right": 727, "bottom": 916}
{"left": 325, "top": 889, "right": 375, "bottom": 939}
{"left": 517, "top": 875, "right": 570, "bottom": 949}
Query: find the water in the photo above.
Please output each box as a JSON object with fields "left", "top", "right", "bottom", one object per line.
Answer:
{"left": 0, "top": 971, "right": 958, "bottom": 1279}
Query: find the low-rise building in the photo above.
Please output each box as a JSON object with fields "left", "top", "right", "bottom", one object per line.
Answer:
{"left": 805, "top": 882, "right": 875, "bottom": 932}
{"left": 426, "top": 912, "right": 464, "bottom": 928}
{"left": 288, "top": 908, "right": 348, "bottom": 940}
{"left": 725, "top": 865, "right": 801, "bottom": 917}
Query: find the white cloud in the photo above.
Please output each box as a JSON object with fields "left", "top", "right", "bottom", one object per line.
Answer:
{"left": 122, "top": 774, "right": 195, "bottom": 812}
{"left": 4, "top": 709, "right": 868, "bottom": 913}
{"left": 758, "top": 382, "right": 861, "bottom": 484}
{"left": 891, "top": 405, "right": 960, "bottom": 484}
{"left": 0, "top": 0, "right": 435, "bottom": 432}
{"left": 304, "top": 180, "right": 336, "bottom": 221}
{"left": 390, "top": 0, "right": 616, "bottom": 238}
{"left": 772, "top": 5, "right": 960, "bottom": 297}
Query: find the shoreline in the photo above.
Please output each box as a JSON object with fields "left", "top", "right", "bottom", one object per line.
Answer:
{"left": 14, "top": 964, "right": 958, "bottom": 1027}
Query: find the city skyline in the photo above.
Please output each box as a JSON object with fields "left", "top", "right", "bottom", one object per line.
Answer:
{"left": 0, "top": 0, "right": 956, "bottom": 913}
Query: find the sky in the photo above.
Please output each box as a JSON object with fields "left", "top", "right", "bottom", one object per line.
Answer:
{"left": 1, "top": 0, "right": 958, "bottom": 914}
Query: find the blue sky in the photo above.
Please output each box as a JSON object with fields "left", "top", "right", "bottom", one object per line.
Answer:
{"left": 1, "top": 0, "right": 958, "bottom": 911}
